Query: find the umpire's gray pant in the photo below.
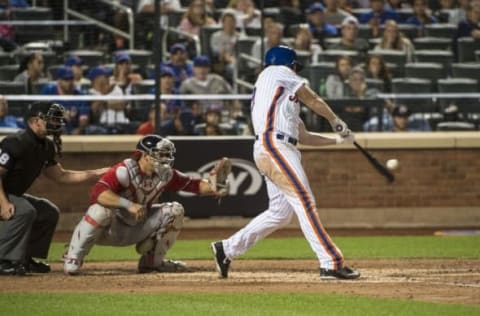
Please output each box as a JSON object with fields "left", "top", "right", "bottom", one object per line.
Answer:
{"left": 0, "top": 194, "right": 59, "bottom": 263}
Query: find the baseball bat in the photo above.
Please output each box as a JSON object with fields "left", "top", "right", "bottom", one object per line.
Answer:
{"left": 353, "top": 141, "right": 395, "bottom": 183}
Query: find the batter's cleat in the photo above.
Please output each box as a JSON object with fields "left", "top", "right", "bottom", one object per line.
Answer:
{"left": 320, "top": 266, "right": 360, "bottom": 280}
{"left": 138, "top": 256, "right": 188, "bottom": 273}
{"left": 63, "top": 257, "right": 83, "bottom": 276}
{"left": 25, "top": 258, "right": 51, "bottom": 273}
{"left": 211, "top": 241, "right": 230, "bottom": 278}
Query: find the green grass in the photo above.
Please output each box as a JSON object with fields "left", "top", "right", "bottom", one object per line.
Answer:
{"left": 48, "top": 235, "right": 480, "bottom": 262}
{"left": 0, "top": 293, "right": 478, "bottom": 316}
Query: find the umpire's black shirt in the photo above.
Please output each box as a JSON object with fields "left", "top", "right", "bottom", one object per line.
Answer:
{"left": 0, "top": 127, "right": 57, "bottom": 196}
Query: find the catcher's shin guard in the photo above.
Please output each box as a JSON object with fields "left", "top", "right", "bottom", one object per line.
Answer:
{"left": 64, "top": 204, "right": 112, "bottom": 275}
{"left": 137, "top": 202, "right": 184, "bottom": 271}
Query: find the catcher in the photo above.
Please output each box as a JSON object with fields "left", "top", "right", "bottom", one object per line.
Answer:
{"left": 63, "top": 134, "right": 231, "bottom": 275}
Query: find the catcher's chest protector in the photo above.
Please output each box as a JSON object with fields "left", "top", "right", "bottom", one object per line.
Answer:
{"left": 122, "top": 158, "right": 173, "bottom": 205}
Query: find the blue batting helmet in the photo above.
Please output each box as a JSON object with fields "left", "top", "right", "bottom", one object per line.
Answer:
{"left": 264, "top": 45, "right": 303, "bottom": 71}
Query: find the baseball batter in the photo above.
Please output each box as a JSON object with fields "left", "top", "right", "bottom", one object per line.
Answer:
{"left": 212, "top": 45, "right": 360, "bottom": 279}
{"left": 64, "top": 135, "right": 229, "bottom": 275}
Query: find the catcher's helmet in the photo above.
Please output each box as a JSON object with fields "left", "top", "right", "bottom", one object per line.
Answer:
{"left": 136, "top": 135, "right": 176, "bottom": 171}
{"left": 264, "top": 45, "right": 303, "bottom": 72}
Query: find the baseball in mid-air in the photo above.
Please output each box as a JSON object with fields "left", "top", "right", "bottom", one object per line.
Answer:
{"left": 386, "top": 159, "right": 399, "bottom": 170}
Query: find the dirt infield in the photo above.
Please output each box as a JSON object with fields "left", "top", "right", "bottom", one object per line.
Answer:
{"left": 2, "top": 228, "right": 479, "bottom": 306}
{"left": 1, "top": 259, "right": 479, "bottom": 306}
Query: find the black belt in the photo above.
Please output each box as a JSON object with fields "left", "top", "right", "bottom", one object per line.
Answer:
{"left": 255, "top": 133, "right": 298, "bottom": 146}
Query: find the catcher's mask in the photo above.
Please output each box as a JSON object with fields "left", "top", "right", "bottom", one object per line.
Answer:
{"left": 136, "top": 134, "right": 176, "bottom": 173}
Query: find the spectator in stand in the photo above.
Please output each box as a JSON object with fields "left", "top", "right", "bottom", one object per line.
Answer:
{"left": 385, "top": 0, "right": 410, "bottom": 10}
{"left": 227, "top": 0, "right": 262, "bottom": 29}
{"left": 160, "top": 110, "right": 197, "bottom": 136}
{"left": 14, "top": 52, "right": 45, "bottom": 94}
{"left": 292, "top": 27, "right": 322, "bottom": 64}
{"left": 0, "top": 0, "right": 28, "bottom": 9}
{"left": 162, "top": 43, "right": 194, "bottom": 91}
{"left": 65, "top": 55, "right": 90, "bottom": 91}
{"left": 324, "top": 0, "right": 353, "bottom": 25}
{"left": 344, "top": 67, "right": 378, "bottom": 99}
{"left": 374, "top": 20, "right": 415, "bottom": 62}
{"left": 41, "top": 66, "right": 89, "bottom": 134}
{"left": 329, "top": 16, "right": 369, "bottom": 56}
{"left": 449, "top": 0, "right": 470, "bottom": 25}
{"left": 406, "top": 0, "right": 438, "bottom": 36}
{"left": 250, "top": 22, "right": 285, "bottom": 69}
{"left": 210, "top": 10, "right": 239, "bottom": 83}
{"left": 137, "top": 0, "right": 180, "bottom": 14}
{"left": 194, "top": 104, "right": 233, "bottom": 135}
{"left": 136, "top": 103, "right": 167, "bottom": 135}
{"left": 454, "top": 2, "right": 480, "bottom": 40}
{"left": 149, "top": 66, "right": 181, "bottom": 113}
{"left": 326, "top": 55, "right": 353, "bottom": 99}
{"left": 87, "top": 66, "right": 131, "bottom": 134}
{"left": 363, "top": 104, "right": 432, "bottom": 131}
{"left": 110, "top": 51, "right": 143, "bottom": 96}
{"left": 0, "top": 95, "right": 21, "bottom": 129}
{"left": 364, "top": 54, "right": 391, "bottom": 92}
{"left": 359, "top": 0, "right": 400, "bottom": 37}
{"left": 180, "top": 56, "right": 233, "bottom": 109}
{"left": 179, "top": 0, "right": 216, "bottom": 55}
{"left": 306, "top": 3, "right": 338, "bottom": 49}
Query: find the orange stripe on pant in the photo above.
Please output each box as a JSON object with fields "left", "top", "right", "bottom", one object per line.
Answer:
{"left": 263, "top": 132, "right": 343, "bottom": 270}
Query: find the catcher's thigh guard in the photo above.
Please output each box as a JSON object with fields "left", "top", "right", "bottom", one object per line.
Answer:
{"left": 135, "top": 202, "right": 185, "bottom": 255}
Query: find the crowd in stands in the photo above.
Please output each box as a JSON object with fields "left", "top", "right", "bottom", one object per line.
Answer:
{"left": 0, "top": 0, "right": 479, "bottom": 135}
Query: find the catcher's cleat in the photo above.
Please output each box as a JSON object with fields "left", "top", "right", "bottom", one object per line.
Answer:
{"left": 138, "top": 256, "right": 188, "bottom": 273}
{"left": 211, "top": 241, "right": 230, "bottom": 278}
{"left": 320, "top": 266, "right": 360, "bottom": 280}
{"left": 63, "top": 257, "right": 83, "bottom": 276}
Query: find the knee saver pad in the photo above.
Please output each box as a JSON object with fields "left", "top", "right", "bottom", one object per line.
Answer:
{"left": 158, "top": 202, "right": 184, "bottom": 232}
{"left": 86, "top": 204, "right": 112, "bottom": 227}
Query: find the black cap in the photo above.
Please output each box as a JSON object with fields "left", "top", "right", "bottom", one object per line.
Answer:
{"left": 392, "top": 104, "right": 410, "bottom": 118}
{"left": 25, "top": 102, "right": 54, "bottom": 120}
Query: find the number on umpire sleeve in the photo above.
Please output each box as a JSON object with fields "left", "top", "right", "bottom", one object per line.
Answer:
{"left": 0, "top": 149, "right": 10, "bottom": 166}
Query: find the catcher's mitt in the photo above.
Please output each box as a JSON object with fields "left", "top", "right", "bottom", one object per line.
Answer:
{"left": 208, "top": 157, "right": 232, "bottom": 197}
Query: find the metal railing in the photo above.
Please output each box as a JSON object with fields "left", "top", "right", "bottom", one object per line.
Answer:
{"left": 63, "top": 0, "right": 135, "bottom": 49}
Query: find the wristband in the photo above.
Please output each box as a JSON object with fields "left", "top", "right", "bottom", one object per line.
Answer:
{"left": 119, "top": 197, "right": 133, "bottom": 209}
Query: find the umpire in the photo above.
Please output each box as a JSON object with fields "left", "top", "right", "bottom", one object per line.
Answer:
{"left": 0, "top": 102, "right": 107, "bottom": 275}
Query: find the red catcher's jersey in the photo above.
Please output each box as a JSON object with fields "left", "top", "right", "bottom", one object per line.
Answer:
{"left": 90, "top": 158, "right": 201, "bottom": 207}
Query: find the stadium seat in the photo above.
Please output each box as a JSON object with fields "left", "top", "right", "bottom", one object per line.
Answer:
{"left": 32, "top": 79, "right": 50, "bottom": 94}
{"left": 0, "top": 81, "right": 26, "bottom": 94}
{"left": 167, "top": 9, "right": 187, "bottom": 28}
{"left": 437, "top": 78, "right": 479, "bottom": 109}
{"left": 306, "top": 62, "right": 336, "bottom": 94}
{"left": 413, "top": 37, "right": 451, "bottom": 51}
{"left": 132, "top": 80, "right": 155, "bottom": 116}
{"left": 414, "top": 50, "right": 453, "bottom": 74}
{"left": 286, "top": 23, "right": 308, "bottom": 38}
{"left": 436, "top": 122, "right": 476, "bottom": 131}
{"left": 47, "top": 65, "right": 63, "bottom": 80}
{"left": 236, "top": 37, "right": 257, "bottom": 81}
{"left": 476, "top": 50, "right": 480, "bottom": 61}
{"left": 451, "top": 63, "right": 480, "bottom": 81}
{"left": 457, "top": 37, "right": 480, "bottom": 62}
{"left": 404, "top": 62, "right": 444, "bottom": 88}
{"left": 357, "top": 24, "right": 373, "bottom": 39}
{"left": 11, "top": 7, "right": 54, "bottom": 43}
{"left": 391, "top": 77, "right": 434, "bottom": 109}
{"left": 368, "top": 49, "right": 407, "bottom": 67}
{"left": 318, "top": 50, "right": 360, "bottom": 64}
{"left": 424, "top": 24, "right": 457, "bottom": 38}
{"left": 65, "top": 50, "right": 105, "bottom": 67}
{"left": 200, "top": 25, "right": 222, "bottom": 57}
{"left": 0, "top": 52, "right": 12, "bottom": 66}
{"left": 245, "top": 27, "right": 262, "bottom": 36}
{"left": 0, "top": 65, "right": 20, "bottom": 81}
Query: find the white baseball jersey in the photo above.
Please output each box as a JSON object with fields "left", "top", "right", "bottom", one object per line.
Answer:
{"left": 222, "top": 65, "right": 345, "bottom": 271}
{"left": 251, "top": 65, "right": 305, "bottom": 139}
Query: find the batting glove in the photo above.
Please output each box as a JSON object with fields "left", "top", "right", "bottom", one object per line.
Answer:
{"left": 330, "top": 117, "right": 351, "bottom": 137}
